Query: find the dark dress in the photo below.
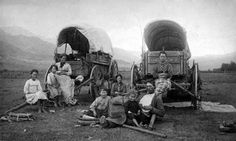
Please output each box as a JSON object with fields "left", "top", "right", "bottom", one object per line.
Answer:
{"left": 124, "top": 100, "right": 141, "bottom": 126}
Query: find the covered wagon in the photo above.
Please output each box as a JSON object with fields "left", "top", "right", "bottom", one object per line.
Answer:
{"left": 45, "top": 25, "right": 118, "bottom": 99}
{"left": 131, "top": 20, "right": 201, "bottom": 109}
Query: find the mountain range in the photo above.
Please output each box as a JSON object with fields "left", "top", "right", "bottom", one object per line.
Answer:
{"left": 0, "top": 26, "right": 138, "bottom": 71}
{"left": 0, "top": 26, "right": 235, "bottom": 71}
{"left": 191, "top": 53, "right": 236, "bottom": 70}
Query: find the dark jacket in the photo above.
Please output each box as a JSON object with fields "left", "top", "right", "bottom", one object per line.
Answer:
{"left": 150, "top": 94, "right": 165, "bottom": 117}
{"left": 111, "top": 82, "right": 127, "bottom": 97}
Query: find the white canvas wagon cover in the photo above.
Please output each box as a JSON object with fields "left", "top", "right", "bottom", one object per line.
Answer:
{"left": 57, "top": 25, "right": 113, "bottom": 56}
{"left": 143, "top": 20, "right": 191, "bottom": 59}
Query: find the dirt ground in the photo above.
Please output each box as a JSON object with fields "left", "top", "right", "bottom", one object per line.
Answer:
{"left": 0, "top": 71, "right": 236, "bottom": 141}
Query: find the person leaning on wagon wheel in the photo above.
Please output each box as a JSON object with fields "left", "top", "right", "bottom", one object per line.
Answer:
{"left": 153, "top": 51, "right": 173, "bottom": 79}
{"left": 110, "top": 74, "right": 127, "bottom": 97}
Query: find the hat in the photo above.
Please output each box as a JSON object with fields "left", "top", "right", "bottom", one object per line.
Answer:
{"left": 75, "top": 75, "right": 84, "bottom": 82}
{"left": 115, "top": 74, "right": 123, "bottom": 79}
{"left": 146, "top": 82, "right": 154, "bottom": 87}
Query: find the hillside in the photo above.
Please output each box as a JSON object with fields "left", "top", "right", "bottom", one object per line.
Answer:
{"left": 0, "top": 29, "right": 54, "bottom": 70}
{"left": 0, "top": 26, "right": 56, "bottom": 44}
{"left": 191, "top": 52, "right": 236, "bottom": 70}
{"left": 113, "top": 47, "right": 140, "bottom": 63}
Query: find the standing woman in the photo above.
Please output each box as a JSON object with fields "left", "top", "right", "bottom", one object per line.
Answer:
{"left": 24, "top": 69, "right": 48, "bottom": 113}
{"left": 55, "top": 54, "right": 77, "bottom": 105}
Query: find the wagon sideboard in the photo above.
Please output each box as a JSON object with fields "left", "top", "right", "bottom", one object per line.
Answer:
{"left": 142, "top": 51, "right": 189, "bottom": 76}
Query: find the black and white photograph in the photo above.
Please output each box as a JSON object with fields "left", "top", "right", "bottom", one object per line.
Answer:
{"left": 0, "top": 0, "right": 236, "bottom": 140}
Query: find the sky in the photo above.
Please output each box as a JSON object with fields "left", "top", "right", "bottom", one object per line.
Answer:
{"left": 0, "top": 0, "right": 236, "bottom": 57}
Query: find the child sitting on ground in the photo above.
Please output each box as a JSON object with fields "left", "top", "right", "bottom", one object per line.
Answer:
{"left": 24, "top": 69, "right": 48, "bottom": 113}
{"left": 124, "top": 91, "right": 141, "bottom": 127}
{"left": 84, "top": 89, "right": 111, "bottom": 118}
{"left": 46, "top": 65, "right": 62, "bottom": 107}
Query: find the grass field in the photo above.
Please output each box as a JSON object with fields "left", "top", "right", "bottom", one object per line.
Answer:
{"left": 0, "top": 71, "right": 236, "bottom": 141}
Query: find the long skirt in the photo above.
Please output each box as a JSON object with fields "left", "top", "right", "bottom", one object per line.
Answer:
{"left": 25, "top": 91, "right": 47, "bottom": 104}
{"left": 56, "top": 75, "right": 77, "bottom": 105}
{"left": 48, "top": 85, "right": 62, "bottom": 99}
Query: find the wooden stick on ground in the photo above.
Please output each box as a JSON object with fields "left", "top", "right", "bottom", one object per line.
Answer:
{"left": 123, "top": 124, "right": 167, "bottom": 138}
{"left": 3, "top": 102, "right": 28, "bottom": 115}
{"left": 78, "top": 116, "right": 167, "bottom": 138}
{"left": 149, "top": 114, "right": 156, "bottom": 128}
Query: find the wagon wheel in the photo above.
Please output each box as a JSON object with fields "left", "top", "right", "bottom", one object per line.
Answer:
{"left": 89, "top": 65, "right": 104, "bottom": 100}
{"left": 108, "top": 60, "right": 119, "bottom": 82}
{"left": 44, "top": 65, "right": 52, "bottom": 90}
{"left": 191, "top": 63, "right": 201, "bottom": 110}
{"left": 130, "top": 64, "right": 139, "bottom": 89}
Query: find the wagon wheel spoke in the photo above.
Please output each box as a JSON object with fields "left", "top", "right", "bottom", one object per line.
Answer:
{"left": 108, "top": 60, "right": 119, "bottom": 82}
{"left": 131, "top": 64, "right": 139, "bottom": 89}
{"left": 191, "top": 63, "right": 201, "bottom": 110}
{"left": 44, "top": 65, "right": 52, "bottom": 90}
{"left": 89, "top": 65, "right": 103, "bottom": 100}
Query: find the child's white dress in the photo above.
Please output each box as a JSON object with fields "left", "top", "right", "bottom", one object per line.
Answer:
{"left": 24, "top": 79, "right": 47, "bottom": 104}
{"left": 47, "top": 72, "right": 62, "bottom": 98}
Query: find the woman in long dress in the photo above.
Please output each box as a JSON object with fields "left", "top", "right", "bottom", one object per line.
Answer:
{"left": 24, "top": 69, "right": 48, "bottom": 113}
{"left": 55, "top": 54, "right": 77, "bottom": 105}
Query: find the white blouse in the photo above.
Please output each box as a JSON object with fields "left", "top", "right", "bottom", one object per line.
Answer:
{"left": 139, "top": 93, "right": 155, "bottom": 112}
{"left": 24, "top": 79, "right": 43, "bottom": 94}
{"left": 55, "top": 62, "right": 72, "bottom": 76}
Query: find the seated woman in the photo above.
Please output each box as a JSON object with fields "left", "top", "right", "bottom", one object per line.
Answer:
{"left": 110, "top": 74, "right": 127, "bottom": 97}
{"left": 153, "top": 51, "right": 173, "bottom": 79}
{"left": 24, "top": 69, "right": 48, "bottom": 113}
{"left": 55, "top": 54, "right": 77, "bottom": 105}
{"left": 139, "top": 82, "right": 165, "bottom": 130}
{"left": 46, "top": 65, "right": 62, "bottom": 107}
